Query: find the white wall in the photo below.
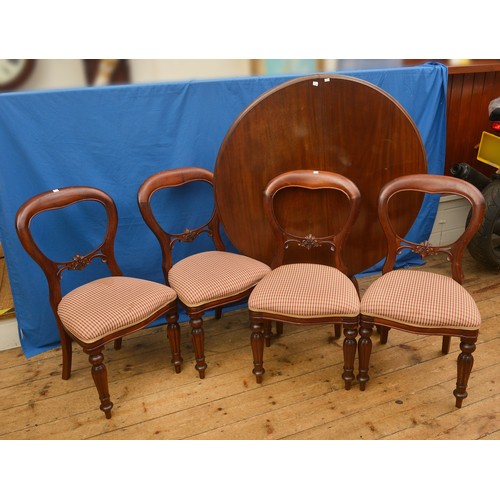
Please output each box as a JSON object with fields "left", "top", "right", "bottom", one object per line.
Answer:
{"left": 16, "top": 59, "right": 87, "bottom": 91}
{"left": 16, "top": 59, "right": 339, "bottom": 92}
{"left": 129, "top": 59, "right": 252, "bottom": 83}
{"left": 14, "top": 59, "right": 254, "bottom": 92}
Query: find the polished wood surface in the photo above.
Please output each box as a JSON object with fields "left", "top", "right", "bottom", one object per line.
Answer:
{"left": 0, "top": 252, "right": 497, "bottom": 440}
{"left": 262, "top": 169, "right": 361, "bottom": 272}
{"left": 214, "top": 74, "right": 427, "bottom": 275}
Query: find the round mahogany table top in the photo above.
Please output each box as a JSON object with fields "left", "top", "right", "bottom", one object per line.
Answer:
{"left": 214, "top": 74, "right": 427, "bottom": 275}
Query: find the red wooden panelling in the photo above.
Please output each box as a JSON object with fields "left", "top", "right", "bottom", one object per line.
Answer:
{"left": 445, "top": 64, "right": 500, "bottom": 176}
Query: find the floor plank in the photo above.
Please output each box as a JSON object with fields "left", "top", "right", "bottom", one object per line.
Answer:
{"left": 0, "top": 253, "right": 498, "bottom": 441}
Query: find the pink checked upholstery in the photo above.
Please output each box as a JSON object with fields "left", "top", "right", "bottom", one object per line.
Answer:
{"left": 249, "top": 263, "right": 359, "bottom": 319}
{"left": 361, "top": 269, "right": 481, "bottom": 330}
{"left": 169, "top": 251, "right": 271, "bottom": 308}
{"left": 58, "top": 276, "right": 178, "bottom": 343}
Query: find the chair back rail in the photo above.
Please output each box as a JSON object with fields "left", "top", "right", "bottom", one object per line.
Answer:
{"left": 15, "top": 186, "right": 123, "bottom": 311}
{"left": 378, "top": 174, "right": 486, "bottom": 283}
{"left": 264, "top": 169, "right": 361, "bottom": 273}
{"left": 137, "top": 167, "right": 224, "bottom": 281}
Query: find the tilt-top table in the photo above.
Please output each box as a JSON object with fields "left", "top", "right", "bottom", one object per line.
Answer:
{"left": 214, "top": 74, "right": 428, "bottom": 275}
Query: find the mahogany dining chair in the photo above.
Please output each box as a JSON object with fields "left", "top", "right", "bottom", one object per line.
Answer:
{"left": 138, "top": 167, "right": 271, "bottom": 378}
{"left": 358, "top": 174, "right": 485, "bottom": 407}
{"left": 15, "top": 186, "right": 181, "bottom": 419}
{"left": 247, "top": 170, "right": 362, "bottom": 387}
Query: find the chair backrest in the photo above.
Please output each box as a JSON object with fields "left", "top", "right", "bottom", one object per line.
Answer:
{"left": 264, "top": 169, "right": 361, "bottom": 273}
{"left": 378, "top": 174, "right": 486, "bottom": 283}
{"left": 137, "top": 167, "right": 225, "bottom": 282}
{"left": 15, "top": 186, "right": 123, "bottom": 313}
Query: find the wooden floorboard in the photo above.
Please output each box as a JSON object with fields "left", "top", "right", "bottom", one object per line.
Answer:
{"left": 0, "top": 253, "right": 498, "bottom": 441}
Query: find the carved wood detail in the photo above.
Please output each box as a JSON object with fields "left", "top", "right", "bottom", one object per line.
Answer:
{"left": 396, "top": 240, "right": 452, "bottom": 260}
{"left": 170, "top": 227, "right": 212, "bottom": 247}
{"left": 285, "top": 233, "right": 336, "bottom": 252}
{"left": 56, "top": 251, "right": 108, "bottom": 277}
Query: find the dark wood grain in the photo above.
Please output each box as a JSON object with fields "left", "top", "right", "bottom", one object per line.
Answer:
{"left": 214, "top": 74, "right": 427, "bottom": 275}
{"left": 445, "top": 64, "right": 500, "bottom": 176}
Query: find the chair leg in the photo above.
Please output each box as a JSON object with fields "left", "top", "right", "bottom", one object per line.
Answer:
{"left": 166, "top": 311, "right": 183, "bottom": 374}
{"left": 189, "top": 315, "right": 207, "bottom": 379}
{"left": 441, "top": 336, "right": 451, "bottom": 355}
{"left": 250, "top": 321, "right": 265, "bottom": 383}
{"left": 263, "top": 321, "right": 284, "bottom": 347}
{"left": 453, "top": 338, "right": 476, "bottom": 408}
{"left": 264, "top": 320, "right": 272, "bottom": 347}
{"left": 377, "top": 325, "right": 390, "bottom": 344}
{"left": 214, "top": 307, "right": 222, "bottom": 320}
{"left": 342, "top": 320, "right": 358, "bottom": 390}
{"left": 87, "top": 348, "right": 113, "bottom": 419}
{"left": 357, "top": 318, "right": 373, "bottom": 391}
{"left": 60, "top": 331, "right": 73, "bottom": 380}
{"left": 114, "top": 338, "right": 122, "bottom": 350}
{"left": 276, "top": 321, "right": 283, "bottom": 337}
{"left": 334, "top": 324, "right": 341, "bottom": 339}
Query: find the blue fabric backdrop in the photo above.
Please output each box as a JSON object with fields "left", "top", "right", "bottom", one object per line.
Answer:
{"left": 0, "top": 63, "right": 448, "bottom": 357}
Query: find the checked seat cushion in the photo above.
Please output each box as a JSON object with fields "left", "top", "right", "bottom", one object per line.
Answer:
{"left": 360, "top": 269, "right": 481, "bottom": 330}
{"left": 248, "top": 263, "right": 360, "bottom": 319}
{"left": 58, "top": 276, "right": 177, "bottom": 343}
{"left": 168, "top": 250, "right": 271, "bottom": 308}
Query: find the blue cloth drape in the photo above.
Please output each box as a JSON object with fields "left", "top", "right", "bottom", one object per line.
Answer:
{"left": 0, "top": 63, "right": 448, "bottom": 357}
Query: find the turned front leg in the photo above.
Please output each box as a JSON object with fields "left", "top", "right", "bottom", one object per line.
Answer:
{"left": 357, "top": 318, "right": 373, "bottom": 391}
{"left": 251, "top": 321, "right": 265, "bottom": 383}
{"left": 190, "top": 315, "right": 207, "bottom": 379}
{"left": 453, "top": 339, "right": 476, "bottom": 408}
{"left": 166, "top": 311, "right": 183, "bottom": 374}
{"left": 342, "top": 320, "right": 358, "bottom": 390}
{"left": 88, "top": 350, "right": 113, "bottom": 419}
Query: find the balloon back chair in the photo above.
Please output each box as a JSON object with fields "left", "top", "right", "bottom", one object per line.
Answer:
{"left": 15, "top": 186, "right": 181, "bottom": 419}
{"left": 137, "top": 167, "right": 271, "bottom": 379}
{"left": 248, "top": 170, "right": 362, "bottom": 387}
{"left": 359, "top": 174, "right": 485, "bottom": 407}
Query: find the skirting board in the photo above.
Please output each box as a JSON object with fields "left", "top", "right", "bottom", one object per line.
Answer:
{"left": 0, "top": 317, "right": 20, "bottom": 351}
